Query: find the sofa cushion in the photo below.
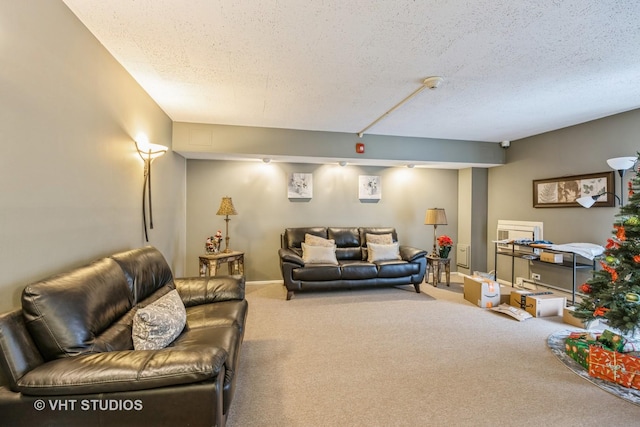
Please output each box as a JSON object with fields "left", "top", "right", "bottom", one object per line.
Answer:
{"left": 376, "top": 260, "right": 419, "bottom": 278}
{"left": 111, "top": 246, "right": 175, "bottom": 304}
{"left": 21, "top": 257, "right": 133, "bottom": 360}
{"left": 133, "top": 290, "right": 187, "bottom": 351}
{"left": 293, "top": 265, "right": 342, "bottom": 281}
{"left": 302, "top": 243, "right": 339, "bottom": 265}
{"left": 359, "top": 227, "right": 398, "bottom": 246}
{"left": 339, "top": 261, "right": 378, "bottom": 279}
{"left": 366, "top": 233, "right": 393, "bottom": 245}
{"left": 367, "top": 242, "right": 401, "bottom": 262}
{"left": 284, "top": 227, "right": 327, "bottom": 250}
{"left": 305, "top": 233, "right": 335, "bottom": 247}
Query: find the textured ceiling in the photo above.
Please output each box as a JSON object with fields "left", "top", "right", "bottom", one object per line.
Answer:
{"left": 62, "top": 0, "right": 640, "bottom": 143}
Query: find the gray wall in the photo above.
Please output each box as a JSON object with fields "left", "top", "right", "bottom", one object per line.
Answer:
{"left": 186, "top": 160, "right": 458, "bottom": 279}
{"left": 488, "top": 108, "right": 640, "bottom": 287}
{"left": 0, "top": 1, "right": 187, "bottom": 312}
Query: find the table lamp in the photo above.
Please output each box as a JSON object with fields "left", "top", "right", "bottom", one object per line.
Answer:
{"left": 424, "top": 208, "right": 447, "bottom": 257}
{"left": 216, "top": 196, "right": 237, "bottom": 253}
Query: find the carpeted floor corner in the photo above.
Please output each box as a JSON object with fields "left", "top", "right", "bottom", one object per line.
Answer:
{"left": 226, "top": 281, "right": 640, "bottom": 426}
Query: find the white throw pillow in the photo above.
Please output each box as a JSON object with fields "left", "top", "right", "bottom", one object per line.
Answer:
{"left": 366, "top": 233, "right": 393, "bottom": 245}
{"left": 132, "top": 289, "right": 187, "bottom": 350}
{"left": 302, "top": 242, "right": 339, "bottom": 265}
{"left": 305, "top": 233, "right": 335, "bottom": 247}
{"left": 367, "top": 242, "right": 401, "bottom": 262}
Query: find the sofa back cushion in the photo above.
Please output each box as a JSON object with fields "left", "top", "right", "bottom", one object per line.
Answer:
{"left": 21, "top": 258, "right": 132, "bottom": 360}
{"left": 328, "top": 227, "right": 362, "bottom": 260}
{"left": 111, "top": 246, "right": 175, "bottom": 305}
{"left": 283, "top": 227, "right": 327, "bottom": 253}
{"left": 359, "top": 227, "right": 398, "bottom": 259}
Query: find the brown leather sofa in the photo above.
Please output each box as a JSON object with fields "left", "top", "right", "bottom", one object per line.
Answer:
{"left": 0, "top": 246, "right": 247, "bottom": 427}
{"left": 279, "top": 227, "right": 427, "bottom": 300}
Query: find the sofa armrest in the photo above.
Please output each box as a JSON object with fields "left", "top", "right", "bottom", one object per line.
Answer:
{"left": 278, "top": 248, "right": 304, "bottom": 266}
{"left": 399, "top": 246, "right": 428, "bottom": 262}
{"left": 16, "top": 346, "right": 227, "bottom": 396}
{"left": 174, "top": 275, "right": 245, "bottom": 307}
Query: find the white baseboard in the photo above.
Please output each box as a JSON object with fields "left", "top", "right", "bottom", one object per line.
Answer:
{"left": 247, "top": 280, "right": 283, "bottom": 286}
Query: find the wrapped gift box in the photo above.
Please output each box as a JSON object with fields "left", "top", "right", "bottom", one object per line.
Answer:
{"left": 598, "top": 329, "right": 626, "bottom": 352}
{"left": 564, "top": 332, "right": 600, "bottom": 370}
{"left": 588, "top": 345, "right": 640, "bottom": 390}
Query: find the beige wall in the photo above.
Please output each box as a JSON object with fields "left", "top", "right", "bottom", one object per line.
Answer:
{"left": 488, "top": 108, "right": 640, "bottom": 282}
{"left": 0, "top": 1, "right": 186, "bottom": 312}
{"left": 186, "top": 160, "right": 458, "bottom": 280}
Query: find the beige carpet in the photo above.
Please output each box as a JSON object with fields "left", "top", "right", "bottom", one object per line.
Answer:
{"left": 226, "top": 279, "right": 640, "bottom": 426}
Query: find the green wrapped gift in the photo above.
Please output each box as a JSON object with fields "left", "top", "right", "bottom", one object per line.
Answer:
{"left": 565, "top": 332, "right": 600, "bottom": 370}
{"left": 598, "top": 329, "right": 626, "bottom": 352}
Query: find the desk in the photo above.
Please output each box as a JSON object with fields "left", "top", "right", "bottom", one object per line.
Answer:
{"left": 199, "top": 251, "right": 245, "bottom": 277}
{"left": 426, "top": 256, "right": 450, "bottom": 287}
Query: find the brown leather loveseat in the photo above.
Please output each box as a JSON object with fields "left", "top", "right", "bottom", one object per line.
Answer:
{"left": 279, "top": 227, "right": 427, "bottom": 300}
{"left": 0, "top": 246, "right": 247, "bottom": 427}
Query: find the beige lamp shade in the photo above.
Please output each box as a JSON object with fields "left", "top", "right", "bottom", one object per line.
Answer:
{"left": 216, "top": 197, "right": 238, "bottom": 216}
{"left": 424, "top": 208, "right": 447, "bottom": 225}
{"left": 425, "top": 208, "right": 447, "bottom": 257}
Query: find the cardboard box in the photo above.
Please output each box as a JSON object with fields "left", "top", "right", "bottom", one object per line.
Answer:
{"left": 510, "top": 290, "right": 532, "bottom": 309}
{"left": 524, "top": 293, "right": 566, "bottom": 317}
{"left": 540, "top": 251, "right": 563, "bottom": 263}
{"left": 464, "top": 276, "right": 501, "bottom": 308}
{"left": 563, "top": 306, "right": 588, "bottom": 328}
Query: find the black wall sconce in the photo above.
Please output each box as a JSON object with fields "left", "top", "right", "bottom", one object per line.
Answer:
{"left": 135, "top": 136, "right": 168, "bottom": 241}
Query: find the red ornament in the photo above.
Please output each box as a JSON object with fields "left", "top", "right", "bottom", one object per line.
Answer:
{"left": 579, "top": 283, "right": 592, "bottom": 294}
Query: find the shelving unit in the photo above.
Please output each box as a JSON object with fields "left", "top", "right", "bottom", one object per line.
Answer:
{"left": 493, "top": 242, "right": 596, "bottom": 305}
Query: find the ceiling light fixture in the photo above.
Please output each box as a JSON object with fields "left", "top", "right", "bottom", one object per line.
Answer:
{"left": 263, "top": 158, "right": 271, "bottom": 163}
{"left": 339, "top": 161, "right": 347, "bottom": 167}
{"left": 357, "top": 76, "right": 443, "bottom": 138}
{"left": 407, "top": 164, "right": 415, "bottom": 168}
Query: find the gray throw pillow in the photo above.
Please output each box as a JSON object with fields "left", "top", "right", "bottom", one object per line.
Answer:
{"left": 132, "top": 289, "right": 187, "bottom": 350}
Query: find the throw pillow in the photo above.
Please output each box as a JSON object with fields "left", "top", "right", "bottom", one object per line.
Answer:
{"left": 132, "top": 289, "right": 187, "bottom": 350}
{"left": 367, "top": 242, "right": 401, "bottom": 262}
{"left": 301, "top": 242, "right": 339, "bottom": 265}
{"left": 305, "top": 233, "right": 335, "bottom": 247}
{"left": 366, "top": 233, "right": 393, "bottom": 245}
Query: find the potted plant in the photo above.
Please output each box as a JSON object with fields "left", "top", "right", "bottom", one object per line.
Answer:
{"left": 437, "top": 235, "right": 453, "bottom": 258}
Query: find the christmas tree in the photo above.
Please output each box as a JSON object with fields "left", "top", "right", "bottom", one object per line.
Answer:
{"left": 574, "top": 154, "right": 640, "bottom": 336}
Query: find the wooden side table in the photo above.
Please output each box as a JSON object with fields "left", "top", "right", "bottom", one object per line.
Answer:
{"left": 199, "top": 251, "right": 245, "bottom": 277}
{"left": 426, "top": 255, "right": 450, "bottom": 287}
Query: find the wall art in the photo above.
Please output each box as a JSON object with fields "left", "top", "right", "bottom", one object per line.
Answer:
{"left": 358, "top": 175, "right": 381, "bottom": 200}
{"left": 288, "top": 173, "right": 313, "bottom": 199}
{"left": 533, "top": 171, "right": 614, "bottom": 208}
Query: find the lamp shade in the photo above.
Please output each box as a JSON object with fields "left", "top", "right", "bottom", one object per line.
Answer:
{"left": 216, "top": 197, "right": 237, "bottom": 216}
{"left": 607, "top": 156, "right": 636, "bottom": 171}
{"left": 576, "top": 195, "right": 597, "bottom": 208}
{"left": 424, "top": 208, "right": 447, "bottom": 225}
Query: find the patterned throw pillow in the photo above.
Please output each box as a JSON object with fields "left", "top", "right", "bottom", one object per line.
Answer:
{"left": 366, "top": 233, "right": 393, "bottom": 245}
{"left": 367, "top": 242, "right": 401, "bottom": 262}
{"left": 301, "top": 242, "right": 339, "bottom": 265}
{"left": 305, "top": 233, "right": 335, "bottom": 247}
{"left": 132, "top": 289, "right": 187, "bottom": 350}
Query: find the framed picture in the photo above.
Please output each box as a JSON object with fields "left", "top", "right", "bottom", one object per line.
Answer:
{"left": 533, "top": 171, "right": 615, "bottom": 208}
{"left": 288, "top": 173, "right": 313, "bottom": 199}
{"left": 359, "top": 175, "right": 381, "bottom": 200}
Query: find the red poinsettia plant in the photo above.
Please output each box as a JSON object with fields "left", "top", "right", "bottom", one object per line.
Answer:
{"left": 437, "top": 235, "right": 453, "bottom": 248}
